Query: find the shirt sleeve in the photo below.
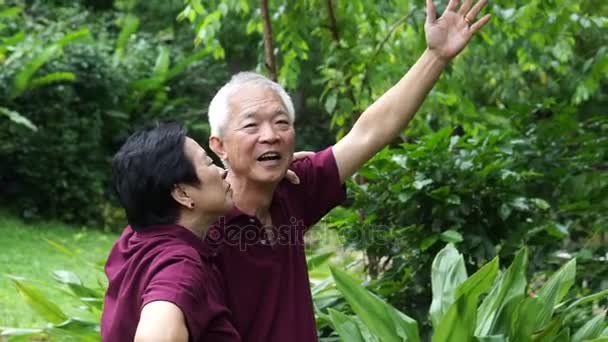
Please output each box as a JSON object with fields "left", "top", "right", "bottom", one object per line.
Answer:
{"left": 288, "top": 146, "right": 347, "bottom": 228}
{"left": 140, "top": 250, "right": 228, "bottom": 340}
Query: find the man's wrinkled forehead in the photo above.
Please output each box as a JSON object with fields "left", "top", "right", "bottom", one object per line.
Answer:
{"left": 228, "top": 84, "right": 287, "bottom": 120}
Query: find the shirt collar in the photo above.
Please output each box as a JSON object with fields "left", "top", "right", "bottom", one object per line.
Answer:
{"left": 133, "top": 224, "right": 216, "bottom": 260}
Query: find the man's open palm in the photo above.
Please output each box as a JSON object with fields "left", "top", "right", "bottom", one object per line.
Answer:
{"left": 425, "top": 0, "right": 491, "bottom": 61}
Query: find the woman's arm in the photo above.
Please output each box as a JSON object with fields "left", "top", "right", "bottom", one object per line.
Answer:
{"left": 134, "top": 301, "right": 189, "bottom": 342}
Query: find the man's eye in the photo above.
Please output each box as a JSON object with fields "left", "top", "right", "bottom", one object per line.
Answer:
{"left": 277, "top": 120, "right": 289, "bottom": 125}
{"left": 244, "top": 123, "right": 257, "bottom": 129}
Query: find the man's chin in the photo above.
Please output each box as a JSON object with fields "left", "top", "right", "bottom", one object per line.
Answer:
{"left": 251, "top": 169, "right": 286, "bottom": 184}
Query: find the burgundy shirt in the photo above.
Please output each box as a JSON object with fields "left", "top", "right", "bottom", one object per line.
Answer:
{"left": 101, "top": 224, "right": 240, "bottom": 342}
{"left": 205, "top": 147, "right": 346, "bottom": 341}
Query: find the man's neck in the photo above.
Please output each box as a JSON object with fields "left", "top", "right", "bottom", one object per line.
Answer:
{"left": 227, "top": 173, "right": 277, "bottom": 219}
{"left": 177, "top": 214, "right": 217, "bottom": 239}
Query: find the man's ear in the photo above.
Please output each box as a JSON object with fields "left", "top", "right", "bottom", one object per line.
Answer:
{"left": 170, "top": 184, "right": 192, "bottom": 209}
{"left": 209, "top": 136, "right": 227, "bottom": 161}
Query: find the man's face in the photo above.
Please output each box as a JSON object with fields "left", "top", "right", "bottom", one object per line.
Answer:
{"left": 220, "top": 84, "right": 295, "bottom": 184}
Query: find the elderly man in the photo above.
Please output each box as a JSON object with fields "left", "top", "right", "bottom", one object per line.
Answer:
{"left": 205, "top": 0, "right": 491, "bottom": 340}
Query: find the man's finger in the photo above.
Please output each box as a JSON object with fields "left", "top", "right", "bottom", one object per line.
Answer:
{"left": 426, "top": 0, "right": 437, "bottom": 24}
{"left": 458, "top": 0, "right": 473, "bottom": 15}
{"left": 469, "top": 14, "right": 491, "bottom": 34}
{"left": 285, "top": 169, "right": 301, "bottom": 184}
{"left": 446, "top": 0, "right": 460, "bottom": 12}
{"left": 465, "top": 0, "right": 488, "bottom": 22}
{"left": 293, "top": 151, "right": 315, "bottom": 160}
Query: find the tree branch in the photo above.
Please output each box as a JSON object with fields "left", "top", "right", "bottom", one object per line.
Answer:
{"left": 260, "top": 0, "right": 277, "bottom": 81}
{"left": 372, "top": 11, "right": 415, "bottom": 58}
{"left": 326, "top": 0, "right": 340, "bottom": 42}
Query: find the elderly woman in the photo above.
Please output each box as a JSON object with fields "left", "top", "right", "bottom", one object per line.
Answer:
{"left": 101, "top": 123, "right": 239, "bottom": 341}
{"left": 204, "top": 0, "right": 491, "bottom": 341}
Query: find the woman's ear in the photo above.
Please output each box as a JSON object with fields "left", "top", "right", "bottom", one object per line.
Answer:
{"left": 171, "top": 184, "right": 193, "bottom": 209}
{"left": 209, "top": 136, "right": 227, "bottom": 161}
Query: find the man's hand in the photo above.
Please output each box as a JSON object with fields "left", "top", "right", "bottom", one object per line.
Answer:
{"left": 333, "top": 0, "right": 491, "bottom": 183}
{"left": 425, "top": 0, "right": 491, "bottom": 61}
{"left": 285, "top": 151, "right": 314, "bottom": 184}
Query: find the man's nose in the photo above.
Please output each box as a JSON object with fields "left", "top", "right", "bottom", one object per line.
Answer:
{"left": 259, "top": 124, "right": 279, "bottom": 143}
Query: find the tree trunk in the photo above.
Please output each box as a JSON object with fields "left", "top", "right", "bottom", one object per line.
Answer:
{"left": 260, "top": 0, "right": 277, "bottom": 81}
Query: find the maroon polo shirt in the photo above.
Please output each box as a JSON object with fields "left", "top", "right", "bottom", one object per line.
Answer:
{"left": 101, "top": 224, "right": 240, "bottom": 342}
{"left": 205, "top": 146, "right": 346, "bottom": 341}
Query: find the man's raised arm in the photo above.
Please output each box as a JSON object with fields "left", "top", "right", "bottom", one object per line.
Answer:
{"left": 333, "top": 0, "right": 491, "bottom": 183}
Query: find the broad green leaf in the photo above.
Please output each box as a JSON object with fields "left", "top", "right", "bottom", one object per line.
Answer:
{"left": 307, "top": 252, "right": 334, "bottom": 270}
{"left": 330, "top": 266, "right": 420, "bottom": 342}
{"left": 51, "top": 270, "right": 102, "bottom": 300}
{"left": 388, "top": 305, "right": 420, "bottom": 342}
{"left": 49, "top": 318, "right": 100, "bottom": 342}
{"left": 325, "top": 91, "right": 337, "bottom": 113}
{"left": 511, "top": 296, "right": 545, "bottom": 342}
{"left": 551, "top": 328, "right": 570, "bottom": 342}
{"left": 564, "top": 289, "right": 608, "bottom": 311}
{"left": 572, "top": 311, "right": 606, "bottom": 342}
{"left": 530, "top": 259, "right": 576, "bottom": 328}
{"left": 430, "top": 243, "right": 468, "bottom": 328}
{"left": 432, "top": 295, "right": 478, "bottom": 342}
{"left": 8, "top": 276, "right": 68, "bottom": 324}
{"left": 0, "top": 107, "right": 37, "bottom": 131}
{"left": 439, "top": 230, "right": 463, "bottom": 243}
{"left": 456, "top": 257, "right": 499, "bottom": 300}
{"left": 328, "top": 308, "right": 365, "bottom": 342}
{"left": 476, "top": 248, "right": 528, "bottom": 336}
{"left": 536, "top": 259, "right": 576, "bottom": 305}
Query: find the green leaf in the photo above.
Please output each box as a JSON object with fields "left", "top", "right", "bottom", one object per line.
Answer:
{"left": 114, "top": 14, "right": 140, "bottom": 60}
{"left": 325, "top": 91, "right": 337, "bottom": 113}
{"left": 432, "top": 294, "right": 477, "bottom": 342}
{"left": 330, "top": 266, "right": 420, "bottom": 342}
{"left": 0, "top": 107, "right": 37, "bottom": 131}
{"left": 11, "top": 45, "right": 60, "bottom": 98}
{"left": 54, "top": 28, "right": 90, "bottom": 47}
{"left": 476, "top": 248, "right": 528, "bottom": 336}
{"left": 440, "top": 230, "right": 463, "bottom": 243}
{"left": 0, "top": 6, "right": 22, "bottom": 18}
{"left": 328, "top": 308, "right": 366, "bottom": 342}
{"left": 8, "top": 276, "right": 68, "bottom": 324}
{"left": 153, "top": 46, "right": 171, "bottom": 78}
{"left": 572, "top": 311, "right": 606, "bottom": 342}
{"left": 430, "top": 244, "right": 468, "bottom": 328}
{"left": 43, "top": 238, "right": 76, "bottom": 257}
{"left": 475, "top": 336, "right": 507, "bottom": 342}
{"left": 564, "top": 289, "right": 608, "bottom": 311}
{"left": 30, "top": 71, "right": 76, "bottom": 88}
{"left": 50, "top": 318, "right": 100, "bottom": 342}
{"left": 535, "top": 259, "right": 576, "bottom": 317}
{"left": 307, "top": 252, "right": 334, "bottom": 271}
{"left": 420, "top": 234, "right": 439, "bottom": 251}
{"left": 510, "top": 296, "right": 545, "bottom": 341}
{"left": 455, "top": 257, "right": 499, "bottom": 300}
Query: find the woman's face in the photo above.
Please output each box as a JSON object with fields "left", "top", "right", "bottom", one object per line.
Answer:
{"left": 182, "top": 137, "right": 233, "bottom": 217}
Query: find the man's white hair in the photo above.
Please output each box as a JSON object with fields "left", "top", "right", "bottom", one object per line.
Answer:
{"left": 207, "top": 72, "right": 296, "bottom": 137}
